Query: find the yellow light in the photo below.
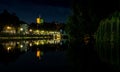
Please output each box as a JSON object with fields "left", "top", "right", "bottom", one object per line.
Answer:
{"left": 56, "top": 34, "right": 61, "bottom": 40}
{"left": 7, "top": 46, "right": 12, "bottom": 51}
{"left": 34, "top": 30, "right": 40, "bottom": 34}
{"left": 36, "top": 30, "right": 39, "bottom": 32}
{"left": 41, "top": 30, "right": 44, "bottom": 33}
{"left": 29, "top": 43, "right": 33, "bottom": 47}
{"left": 36, "top": 50, "right": 41, "bottom": 58}
{"left": 37, "top": 17, "right": 40, "bottom": 24}
{"left": 7, "top": 26, "right": 11, "bottom": 29}
{"left": 29, "top": 29, "right": 32, "bottom": 32}
{"left": 41, "top": 41, "right": 44, "bottom": 45}
{"left": 34, "top": 41, "right": 39, "bottom": 45}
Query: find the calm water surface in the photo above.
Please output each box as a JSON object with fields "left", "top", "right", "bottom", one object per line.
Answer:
{"left": 0, "top": 39, "right": 70, "bottom": 71}
{"left": 0, "top": 39, "right": 120, "bottom": 72}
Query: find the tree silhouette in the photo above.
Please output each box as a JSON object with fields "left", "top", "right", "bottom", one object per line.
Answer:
{"left": 0, "top": 9, "right": 27, "bottom": 32}
{"left": 65, "top": 0, "right": 119, "bottom": 40}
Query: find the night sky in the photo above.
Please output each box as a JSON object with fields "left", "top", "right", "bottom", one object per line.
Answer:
{"left": 0, "top": 0, "right": 72, "bottom": 24}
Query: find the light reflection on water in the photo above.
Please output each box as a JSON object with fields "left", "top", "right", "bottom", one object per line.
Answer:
{"left": 1, "top": 39, "right": 62, "bottom": 52}
{"left": 0, "top": 39, "right": 69, "bottom": 71}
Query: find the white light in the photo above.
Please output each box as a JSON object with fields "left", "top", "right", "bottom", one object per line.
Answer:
{"left": 7, "top": 46, "right": 11, "bottom": 51}
{"left": 29, "top": 29, "right": 32, "bottom": 32}
{"left": 20, "top": 28, "right": 23, "bottom": 31}
{"left": 17, "top": 42, "right": 20, "bottom": 44}
{"left": 20, "top": 45, "right": 23, "bottom": 48}
{"left": 29, "top": 43, "right": 33, "bottom": 47}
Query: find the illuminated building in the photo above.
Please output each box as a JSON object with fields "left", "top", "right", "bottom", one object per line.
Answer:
{"left": 36, "top": 17, "right": 41, "bottom": 24}
{"left": 2, "top": 26, "right": 16, "bottom": 34}
{"left": 36, "top": 16, "right": 44, "bottom": 24}
{"left": 18, "top": 24, "right": 28, "bottom": 34}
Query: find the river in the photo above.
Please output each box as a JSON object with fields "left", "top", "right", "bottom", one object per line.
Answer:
{"left": 0, "top": 39, "right": 119, "bottom": 72}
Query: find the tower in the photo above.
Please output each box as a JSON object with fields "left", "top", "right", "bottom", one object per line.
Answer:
{"left": 36, "top": 16, "right": 41, "bottom": 24}
{"left": 36, "top": 15, "right": 44, "bottom": 24}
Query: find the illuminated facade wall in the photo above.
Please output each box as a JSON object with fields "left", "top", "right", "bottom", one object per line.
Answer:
{"left": 18, "top": 24, "right": 28, "bottom": 34}
{"left": 2, "top": 26, "right": 16, "bottom": 34}
{"left": 36, "top": 17, "right": 44, "bottom": 24}
{"left": 36, "top": 17, "right": 41, "bottom": 24}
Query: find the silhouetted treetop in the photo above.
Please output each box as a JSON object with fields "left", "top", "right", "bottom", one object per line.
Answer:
{"left": 0, "top": 9, "right": 26, "bottom": 27}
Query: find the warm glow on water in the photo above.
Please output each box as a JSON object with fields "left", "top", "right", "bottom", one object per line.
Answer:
{"left": 36, "top": 50, "right": 41, "bottom": 58}
{"left": 0, "top": 39, "right": 69, "bottom": 71}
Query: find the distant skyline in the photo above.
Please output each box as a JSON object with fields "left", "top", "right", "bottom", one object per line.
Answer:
{"left": 0, "top": 0, "right": 72, "bottom": 24}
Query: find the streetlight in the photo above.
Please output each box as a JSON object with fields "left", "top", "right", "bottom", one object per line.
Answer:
{"left": 29, "top": 29, "right": 33, "bottom": 32}
{"left": 20, "top": 28, "right": 23, "bottom": 31}
{"left": 6, "top": 26, "right": 12, "bottom": 30}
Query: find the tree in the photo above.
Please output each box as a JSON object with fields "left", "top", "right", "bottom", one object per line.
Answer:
{"left": 65, "top": 0, "right": 92, "bottom": 41}
{"left": 65, "top": 0, "right": 119, "bottom": 40}
{"left": 0, "top": 10, "right": 27, "bottom": 32}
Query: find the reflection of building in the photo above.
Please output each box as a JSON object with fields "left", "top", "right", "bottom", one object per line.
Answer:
{"left": 31, "top": 39, "right": 61, "bottom": 46}
{"left": 1, "top": 39, "right": 62, "bottom": 52}
{"left": 36, "top": 49, "right": 44, "bottom": 59}
{"left": 17, "top": 41, "right": 28, "bottom": 51}
{"left": 2, "top": 41, "right": 16, "bottom": 51}
{"left": 2, "top": 41, "right": 28, "bottom": 52}
{"left": 0, "top": 39, "right": 68, "bottom": 64}
{"left": 36, "top": 49, "right": 41, "bottom": 59}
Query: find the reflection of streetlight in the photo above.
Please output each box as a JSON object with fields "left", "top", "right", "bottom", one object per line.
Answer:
{"left": 7, "top": 46, "right": 12, "bottom": 51}
{"left": 20, "top": 45, "right": 23, "bottom": 48}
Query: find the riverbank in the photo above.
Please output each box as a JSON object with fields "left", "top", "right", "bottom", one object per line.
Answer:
{"left": 0, "top": 34, "right": 53, "bottom": 39}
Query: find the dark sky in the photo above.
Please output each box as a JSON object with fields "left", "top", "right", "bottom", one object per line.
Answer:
{"left": 0, "top": 0, "right": 72, "bottom": 24}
